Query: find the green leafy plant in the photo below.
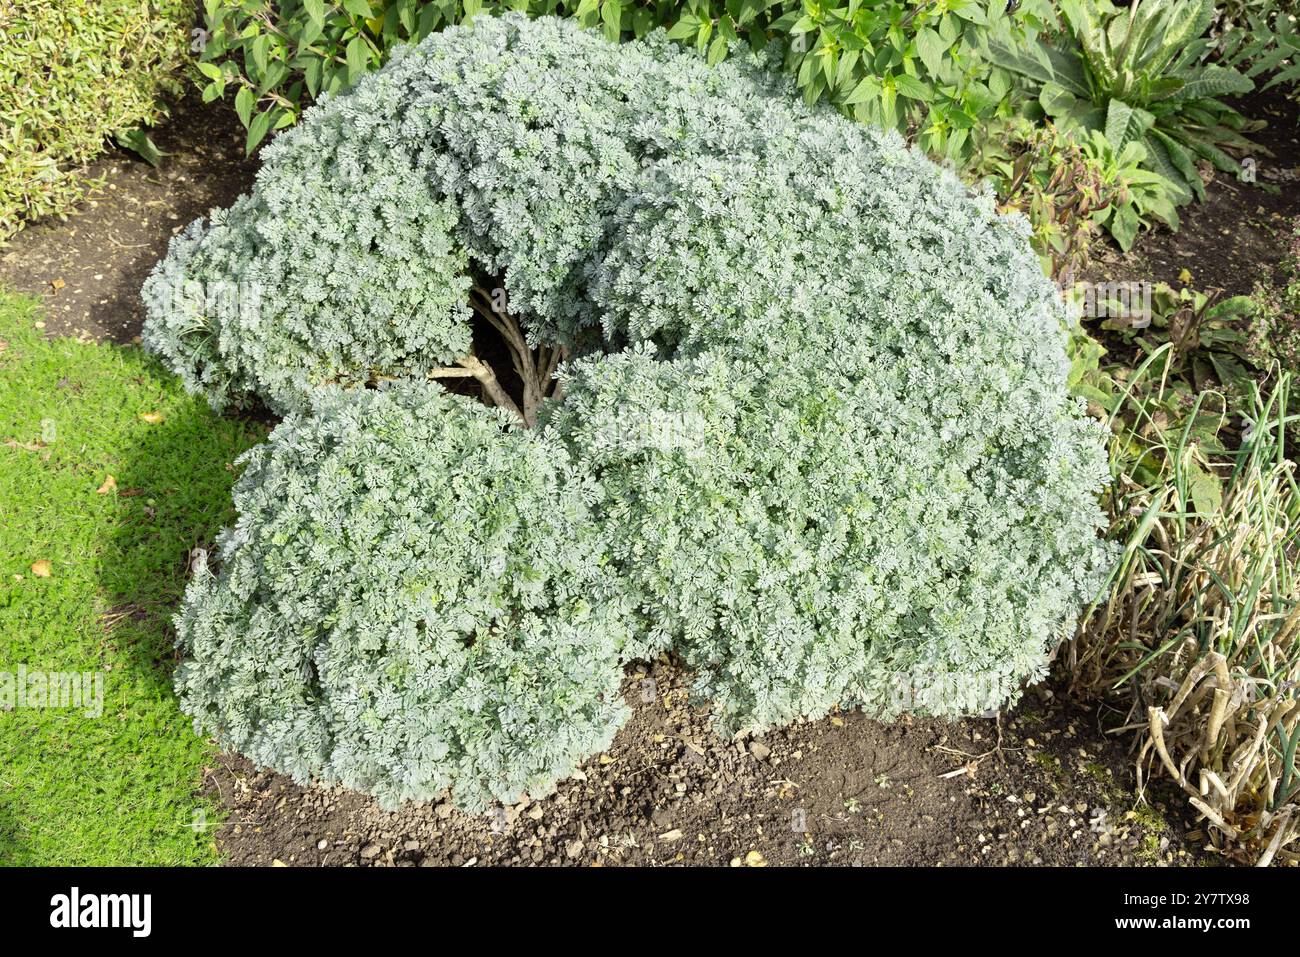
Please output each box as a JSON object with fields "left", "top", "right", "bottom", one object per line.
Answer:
{"left": 974, "top": 120, "right": 1122, "bottom": 277}
{"left": 147, "top": 15, "right": 1113, "bottom": 807}
{"left": 1084, "top": 281, "right": 1258, "bottom": 398}
{"left": 1214, "top": 0, "right": 1290, "bottom": 19}
{"left": 1077, "top": 130, "right": 1180, "bottom": 251}
{"left": 0, "top": 0, "right": 193, "bottom": 242}
{"left": 1062, "top": 270, "right": 1288, "bottom": 509}
{"left": 1065, "top": 280, "right": 1265, "bottom": 494}
{"left": 764, "top": 0, "right": 1055, "bottom": 160}
{"left": 973, "top": 119, "right": 1179, "bottom": 275}
{"left": 989, "top": 0, "right": 1264, "bottom": 206}
{"left": 1066, "top": 327, "right": 1230, "bottom": 489}
{"left": 1219, "top": 4, "right": 1300, "bottom": 94}
{"left": 194, "top": 0, "right": 434, "bottom": 153}
{"left": 194, "top": 0, "right": 1051, "bottom": 162}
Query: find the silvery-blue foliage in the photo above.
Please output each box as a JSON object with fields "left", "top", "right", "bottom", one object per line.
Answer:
{"left": 149, "top": 14, "right": 1115, "bottom": 808}
{"left": 549, "top": 340, "right": 1110, "bottom": 731}
{"left": 176, "top": 383, "right": 631, "bottom": 809}
{"left": 567, "top": 120, "right": 1115, "bottom": 729}
{"left": 141, "top": 86, "right": 471, "bottom": 413}
{"left": 143, "top": 13, "right": 800, "bottom": 408}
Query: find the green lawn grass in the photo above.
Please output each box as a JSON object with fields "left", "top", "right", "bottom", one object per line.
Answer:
{"left": 0, "top": 289, "right": 266, "bottom": 865}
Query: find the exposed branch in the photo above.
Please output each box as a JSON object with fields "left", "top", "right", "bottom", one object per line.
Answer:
{"left": 464, "top": 283, "right": 569, "bottom": 427}
{"left": 436, "top": 353, "right": 527, "bottom": 423}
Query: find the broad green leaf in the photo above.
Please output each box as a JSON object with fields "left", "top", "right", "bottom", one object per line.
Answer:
{"left": 345, "top": 36, "right": 368, "bottom": 85}
{"left": 305, "top": 58, "right": 323, "bottom": 98}
{"left": 235, "top": 86, "right": 255, "bottom": 127}
{"left": 951, "top": 1, "right": 987, "bottom": 26}
{"left": 845, "top": 74, "right": 880, "bottom": 105}
{"left": 1141, "top": 131, "right": 1197, "bottom": 203}
{"left": 1204, "top": 295, "right": 1255, "bottom": 322}
{"left": 1187, "top": 464, "right": 1223, "bottom": 516}
{"left": 250, "top": 34, "right": 270, "bottom": 77}
{"left": 1104, "top": 98, "right": 1153, "bottom": 150}
{"left": 707, "top": 35, "right": 728, "bottom": 65}
{"left": 601, "top": 0, "right": 622, "bottom": 37}
{"left": 1109, "top": 204, "right": 1139, "bottom": 252}
{"left": 1039, "top": 81, "right": 1077, "bottom": 118}
{"left": 895, "top": 74, "right": 932, "bottom": 101}
{"left": 914, "top": 27, "right": 945, "bottom": 77}
{"left": 246, "top": 109, "right": 273, "bottom": 154}
{"left": 115, "top": 128, "right": 166, "bottom": 167}
{"left": 1168, "top": 65, "right": 1254, "bottom": 102}
{"left": 666, "top": 16, "right": 698, "bottom": 40}
{"left": 300, "top": 17, "right": 324, "bottom": 48}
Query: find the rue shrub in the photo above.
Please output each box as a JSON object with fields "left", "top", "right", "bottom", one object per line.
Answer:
{"left": 561, "top": 127, "right": 1114, "bottom": 729}
{"left": 147, "top": 15, "right": 1114, "bottom": 807}
{"left": 145, "top": 11, "right": 798, "bottom": 413}
{"left": 176, "top": 382, "right": 634, "bottom": 810}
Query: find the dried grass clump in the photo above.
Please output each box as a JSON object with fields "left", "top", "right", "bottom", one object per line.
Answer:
{"left": 1070, "top": 354, "right": 1300, "bottom": 864}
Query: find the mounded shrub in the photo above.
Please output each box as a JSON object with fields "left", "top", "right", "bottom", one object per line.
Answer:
{"left": 141, "top": 94, "right": 470, "bottom": 413}
{"left": 146, "top": 14, "right": 1115, "bottom": 808}
{"left": 144, "top": 14, "right": 799, "bottom": 413}
{"left": 176, "top": 383, "right": 633, "bottom": 809}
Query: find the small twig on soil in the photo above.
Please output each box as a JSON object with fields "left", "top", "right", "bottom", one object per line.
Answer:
{"left": 106, "top": 236, "right": 149, "bottom": 249}
{"left": 933, "top": 716, "right": 1014, "bottom": 779}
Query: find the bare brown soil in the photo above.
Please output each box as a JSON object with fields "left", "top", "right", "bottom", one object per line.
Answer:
{"left": 0, "top": 95, "right": 253, "bottom": 343}
{"left": 1089, "top": 89, "right": 1300, "bottom": 296}
{"left": 205, "top": 664, "right": 1207, "bottom": 867}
